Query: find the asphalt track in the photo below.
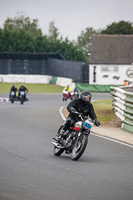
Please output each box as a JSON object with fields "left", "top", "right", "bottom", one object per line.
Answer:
{"left": 0, "top": 93, "right": 133, "bottom": 200}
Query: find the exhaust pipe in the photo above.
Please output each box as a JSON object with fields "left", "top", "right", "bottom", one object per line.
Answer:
{"left": 51, "top": 141, "right": 64, "bottom": 149}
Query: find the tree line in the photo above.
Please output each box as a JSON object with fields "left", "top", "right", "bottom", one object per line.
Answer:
{"left": 0, "top": 13, "right": 133, "bottom": 64}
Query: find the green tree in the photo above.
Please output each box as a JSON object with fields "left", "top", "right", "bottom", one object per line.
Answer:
{"left": 56, "top": 38, "right": 88, "bottom": 63}
{"left": 0, "top": 13, "right": 88, "bottom": 63}
{"left": 34, "top": 35, "right": 52, "bottom": 53}
{"left": 77, "top": 27, "right": 99, "bottom": 53}
{"left": 101, "top": 20, "right": 133, "bottom": 34}
{"left": 48, "top": 21, "right": 60, "bottom": 40}
{"left": 3, "top": 11, "right": 42, "bottom": 37}
{"left": 0, "top": 29, "right": 36, "bottom": 53}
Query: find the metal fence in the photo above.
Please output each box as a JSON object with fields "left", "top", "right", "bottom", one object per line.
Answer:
{"left": 47, "top": 58, "right": 89, "bottom": 83}
{"left": 0, "top": 53, "right": 89, "bottom": 83}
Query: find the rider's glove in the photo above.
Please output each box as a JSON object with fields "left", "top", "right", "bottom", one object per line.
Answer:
{"left": 93, "top": 119, "right": 100, "bottom": 126}
{"left": 84, "top": 116, "right": 88, "bottom": 120}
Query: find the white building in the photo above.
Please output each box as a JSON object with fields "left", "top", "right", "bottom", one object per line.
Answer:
{"left": 89, "top": 35, "right": 133, "bottom": 85}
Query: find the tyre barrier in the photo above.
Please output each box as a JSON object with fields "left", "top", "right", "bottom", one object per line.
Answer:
{"left": 110, "top": 86, "right": 133, "bottom": 133}
{"left": 0, "top": 98, "right": 10, "bottom": 102}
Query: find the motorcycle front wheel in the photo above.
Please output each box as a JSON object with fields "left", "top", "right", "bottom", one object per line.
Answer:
{"left": 54, "top": 147, "right": 64, "bottom": 156}
{"left": 20, "top": 96, "right": 24, "bottom": 104}
{"left": 71, "top": 134, "right": 88, "bottom": 161}
{"left": 11, "top": 97, "right": 14, "bottom": 103}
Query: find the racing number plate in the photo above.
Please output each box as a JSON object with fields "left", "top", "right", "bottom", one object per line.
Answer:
{"left": 83, "top": 119, "right": 93, "bottom": 129}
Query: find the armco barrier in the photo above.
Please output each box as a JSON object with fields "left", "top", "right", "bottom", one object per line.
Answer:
{"left": 110, "top": 86, "right": 133, "bottom": 133}
{"left": 0, "top": 98, "right": 10, "bottom": 102}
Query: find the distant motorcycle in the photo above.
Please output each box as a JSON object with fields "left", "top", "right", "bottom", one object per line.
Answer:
{"left": 20, "top": 91, "right": 25, "bottom": 104}
{"left": 62, "top": 89, "right": 69, "bottom": 101}
{"left": 10, "top": 91, "right": 15, "bottom": 103}
{"left": 69, "top": 91, "right": 74, "bottom": 100}
{"left": 19, "top": 91, "right": 28, "bottom": 105}
{"left": 62, "top": 89, "right": 74, "bottom": 101}
{"left": 74, "top": 91, "right": 79, "bottom": 99}
{"left": 10, "top": 91, "right": 19, "bottom": 103}
{"left": 52, "top": 113, "right": 93, "bottom": 161}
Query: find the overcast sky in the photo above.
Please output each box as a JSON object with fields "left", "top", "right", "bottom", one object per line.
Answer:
{"left": 0, "top": 0, "right": 133, "bottom": 41}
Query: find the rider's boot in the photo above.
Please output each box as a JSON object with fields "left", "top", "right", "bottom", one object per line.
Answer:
{"left": 55, "top": 129, "right": 65, "bottom": 144}
{"left": 58, "top": 130, "right": 65, "bottom": 140}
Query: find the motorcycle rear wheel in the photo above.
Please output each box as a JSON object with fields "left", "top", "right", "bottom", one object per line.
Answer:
{"left": 71, "top": 134, "right": 88, "bottom": 161}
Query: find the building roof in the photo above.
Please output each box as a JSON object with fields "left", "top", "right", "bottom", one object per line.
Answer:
{"left": 90, "top": 34, "right": 133, "bottom": 64}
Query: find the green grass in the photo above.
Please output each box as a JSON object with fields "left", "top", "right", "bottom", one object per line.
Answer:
{"left": 0, "top": 83, "right": 64, "bottom": 93}
{"left": 92, "top": 99, "right": 118, "bottom": 126}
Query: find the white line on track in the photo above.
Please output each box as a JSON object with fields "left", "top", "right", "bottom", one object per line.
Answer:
{"left": 91, "top": 132, "right": 133, "bottom": 148}
{"left": 59, "top": 106, "right": 66, "bottom": 121}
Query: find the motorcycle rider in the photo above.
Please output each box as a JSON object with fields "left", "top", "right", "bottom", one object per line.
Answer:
{"left": 74, "top": 87, "right": 79, "bottom": 99}
{"left": 59, "top": 91, "right": 100, "bottom": 139}
{"left": 63, "top": 85, "right": 73, "bottom": 99}
{"left": 18, "top": 85, "right": 29, "bottom": 101}
{"left": 63, "top": 85, "right": 73, "bottom": 93}
{"left": 9, "top": 84, "right": 18, "bottom": 99}
{"left": 64, "top": 85, "right": 73, "bottom": 91}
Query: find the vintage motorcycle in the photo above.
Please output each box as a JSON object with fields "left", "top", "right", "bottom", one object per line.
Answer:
{"left": 51, "top": 113, "right": 93, "bottom": 161}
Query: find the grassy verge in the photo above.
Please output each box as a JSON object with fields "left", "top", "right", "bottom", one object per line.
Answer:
{"left": 92, "top": 99, "right": 121, "bottom": 127}
{"left": 0, "top": 83, "right": 64, "bottom": 93}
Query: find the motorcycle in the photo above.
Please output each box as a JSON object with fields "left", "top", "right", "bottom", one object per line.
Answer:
{"left": 20, "top": 91, "right": 25, "bottom": 104}
{"left": 51, "top": 113, "right": 93, "bottom": 161}
{"left": 69, "top": 91, "right": 74, "bottom": 100}
{"left": 74, "top": 91, "right": 79, "bottom": 99}
{"left": 10, "top": 91, "right": 19, "bottom": 103}
{"left": 62, "top": 89, "right": 69, "bottom": 101}
{"left": 10, "top": 91, "right": 15, "bottom": 103}
{"left": 62, "top": 90, "right": 74, "bottom": 101}
{"left": 19, "top": 91, "right": 28, "bottom": 105}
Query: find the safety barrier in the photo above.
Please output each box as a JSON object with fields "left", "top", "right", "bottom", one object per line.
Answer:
{"left": 76, "top": 83, "right": 123, "bottom": 93}
{"left": 0, "top": 98, "right": 10, "bottom": 102}
{"left": 0, "top": 74, "right": 52, "bottom": 84}
{"left": 110, "top": 86, "right": 133, "bottom": 133}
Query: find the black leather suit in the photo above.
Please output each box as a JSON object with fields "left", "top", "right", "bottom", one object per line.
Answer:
{"left": 62, "top": 98, "right": 97, "bottom": 131}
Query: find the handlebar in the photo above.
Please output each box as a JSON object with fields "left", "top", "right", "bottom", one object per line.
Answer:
{"left": 72, "top": 111, "right": 84, "bottom": 121}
